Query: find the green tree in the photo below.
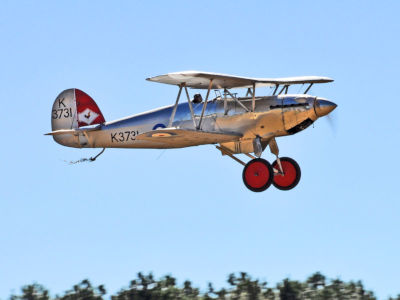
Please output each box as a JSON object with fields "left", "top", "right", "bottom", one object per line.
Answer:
{"left": 112, "top": 273, "right": 184, "bottom": 300}
{"left": 277, "top": 279, "right": 303, "bottom": 300}
{"left": 182, "top": 280, "right": 199, "bottom": 299}
{"left": 307, "top": 272, "right": 326, "bottom": 289}
{"left": 226, "top": 272, "right": 271, "bottom": 300}
{"left": 8, "top": 272, "right": 384, "bottom": 300}
{"left": 10, "top": 283, "right": 50, "bottom": 300}
{"left": 56, "top": 279, "right": 105, "bottom": 300}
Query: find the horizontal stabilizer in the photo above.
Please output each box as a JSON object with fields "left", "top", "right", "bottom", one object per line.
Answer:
{"left": 44, "top": 126, "right": 100, "bottom": 136}
{"left": 136, "top": 128, "right": 242, "bottom": 148}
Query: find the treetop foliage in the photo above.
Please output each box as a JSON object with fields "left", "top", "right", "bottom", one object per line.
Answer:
{"left": 9, "top": 272, "right": 398, "bottom": 300}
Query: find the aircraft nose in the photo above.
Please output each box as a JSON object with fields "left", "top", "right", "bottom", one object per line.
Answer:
{"left": 314, "top": 98, "right": 337, "bottom": 117}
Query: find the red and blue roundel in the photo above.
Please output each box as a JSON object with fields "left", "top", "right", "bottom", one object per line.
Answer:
{"left": 152, "top": 123, "right": 166, "bottom": 130}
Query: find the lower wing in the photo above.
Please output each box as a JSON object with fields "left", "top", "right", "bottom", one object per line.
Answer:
{"left": 136, "top": 128, "right": 242, "bottom": 148}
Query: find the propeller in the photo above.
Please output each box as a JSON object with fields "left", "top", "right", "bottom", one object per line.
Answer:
{"left": 314, "top": 98, "right": 338, "bottom": 135}
{"left": 325, "top": 109, "right": 338, "bottom": 135}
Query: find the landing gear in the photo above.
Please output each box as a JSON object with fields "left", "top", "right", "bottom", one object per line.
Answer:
{"left": 242, "top": 158, "right": 273, "bottom": 192}
{"left": 216, "top": 138, "right": 302, "bottom": 192}
{"left": 272, "top": 157, "right": 301, "bottom": 190}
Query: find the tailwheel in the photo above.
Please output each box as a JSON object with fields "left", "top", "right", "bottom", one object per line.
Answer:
{"left": 242, "top": 158, "right": 273, "bottom": 192}
{"left": 272, "top": 157, "right": 301, "bottom": 190}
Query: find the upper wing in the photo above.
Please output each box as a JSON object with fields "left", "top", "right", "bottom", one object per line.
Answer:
{"left": 146, "top": 70, "right": 334, "bottom": 89}
{"left": 136, "top": 128, "right": 242, "bottom": 148}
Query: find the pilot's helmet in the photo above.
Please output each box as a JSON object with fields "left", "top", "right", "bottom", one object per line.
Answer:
{"left": 193, "top": 93, "right": 203, "bottom": 103}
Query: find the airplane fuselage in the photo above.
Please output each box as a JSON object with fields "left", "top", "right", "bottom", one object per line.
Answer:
{"left": 53, "top": 94, "right": 333, "bottom": 153}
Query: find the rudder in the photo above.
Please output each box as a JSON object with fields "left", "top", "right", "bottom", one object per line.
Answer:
{"left": 51, "top": 88, "right": 105, "bottom": 147}
{"left": 51, "top": 88, "right": 105, "bottom": 130}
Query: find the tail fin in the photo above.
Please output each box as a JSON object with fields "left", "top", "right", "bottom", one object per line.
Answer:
{"left": 51, "top": 88, "right": 105, "bottom": 130}
{"left": 50, "top": 89, "right": 105, "bottom": 147}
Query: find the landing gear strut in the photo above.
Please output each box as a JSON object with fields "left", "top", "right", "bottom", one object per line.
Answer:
{"left": 269, "top": 138, "right": 301, "bottom": 191}
{"left": 272, "top": 157, "right": 301, "bottom": 190}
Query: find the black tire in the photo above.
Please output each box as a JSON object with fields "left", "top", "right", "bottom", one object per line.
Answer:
{"left": 272, "top": 157, "right": 301, "bottom": 190}
{"left": 242, "top": 158, "right": 273, "bottom": 192}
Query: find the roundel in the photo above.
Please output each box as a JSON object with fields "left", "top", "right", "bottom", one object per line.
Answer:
{"left": 152, "top": 123, "right": 166, "bottom": 130}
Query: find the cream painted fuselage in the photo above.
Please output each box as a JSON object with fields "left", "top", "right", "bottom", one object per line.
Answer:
{"left": 53, "top": 94, "right": 336, "bottom": 154}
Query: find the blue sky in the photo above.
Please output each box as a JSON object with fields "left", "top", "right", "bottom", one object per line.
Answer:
{"left": 1, "top": 0, "right": 400, "bottom": 298}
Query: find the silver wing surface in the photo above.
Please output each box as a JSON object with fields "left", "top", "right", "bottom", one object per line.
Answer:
{"left": 146, "top": 70, "right": 333, "bottom": 89}
{"left": 136, "top": 128, "right": 242, "bottom": 148}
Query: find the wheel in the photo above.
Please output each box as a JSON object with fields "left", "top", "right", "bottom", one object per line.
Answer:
{"left": 272, "top": 157, "right": 301, "bottom": 190}
{"left": 242, "top": 158, "right": 273, "bottom": 192}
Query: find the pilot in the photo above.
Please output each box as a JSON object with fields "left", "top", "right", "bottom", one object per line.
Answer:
{"left": 192, "top": 93, "right": 203, "bottom": 104}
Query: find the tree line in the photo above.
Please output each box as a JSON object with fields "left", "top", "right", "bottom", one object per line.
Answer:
{"left": 8, "top": 272, "right": 400, "bottom": 300}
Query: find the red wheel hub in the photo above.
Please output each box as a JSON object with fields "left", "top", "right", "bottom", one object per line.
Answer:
{"left": 273, "top": 160, "right": 297, "bottom": 187}
{"left": 244, "top": 161, "right": 270, "bottom": 189}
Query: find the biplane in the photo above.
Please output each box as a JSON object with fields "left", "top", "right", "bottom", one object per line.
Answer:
{"left": 46, "top": 71, "right": 336, "bottom": 192}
